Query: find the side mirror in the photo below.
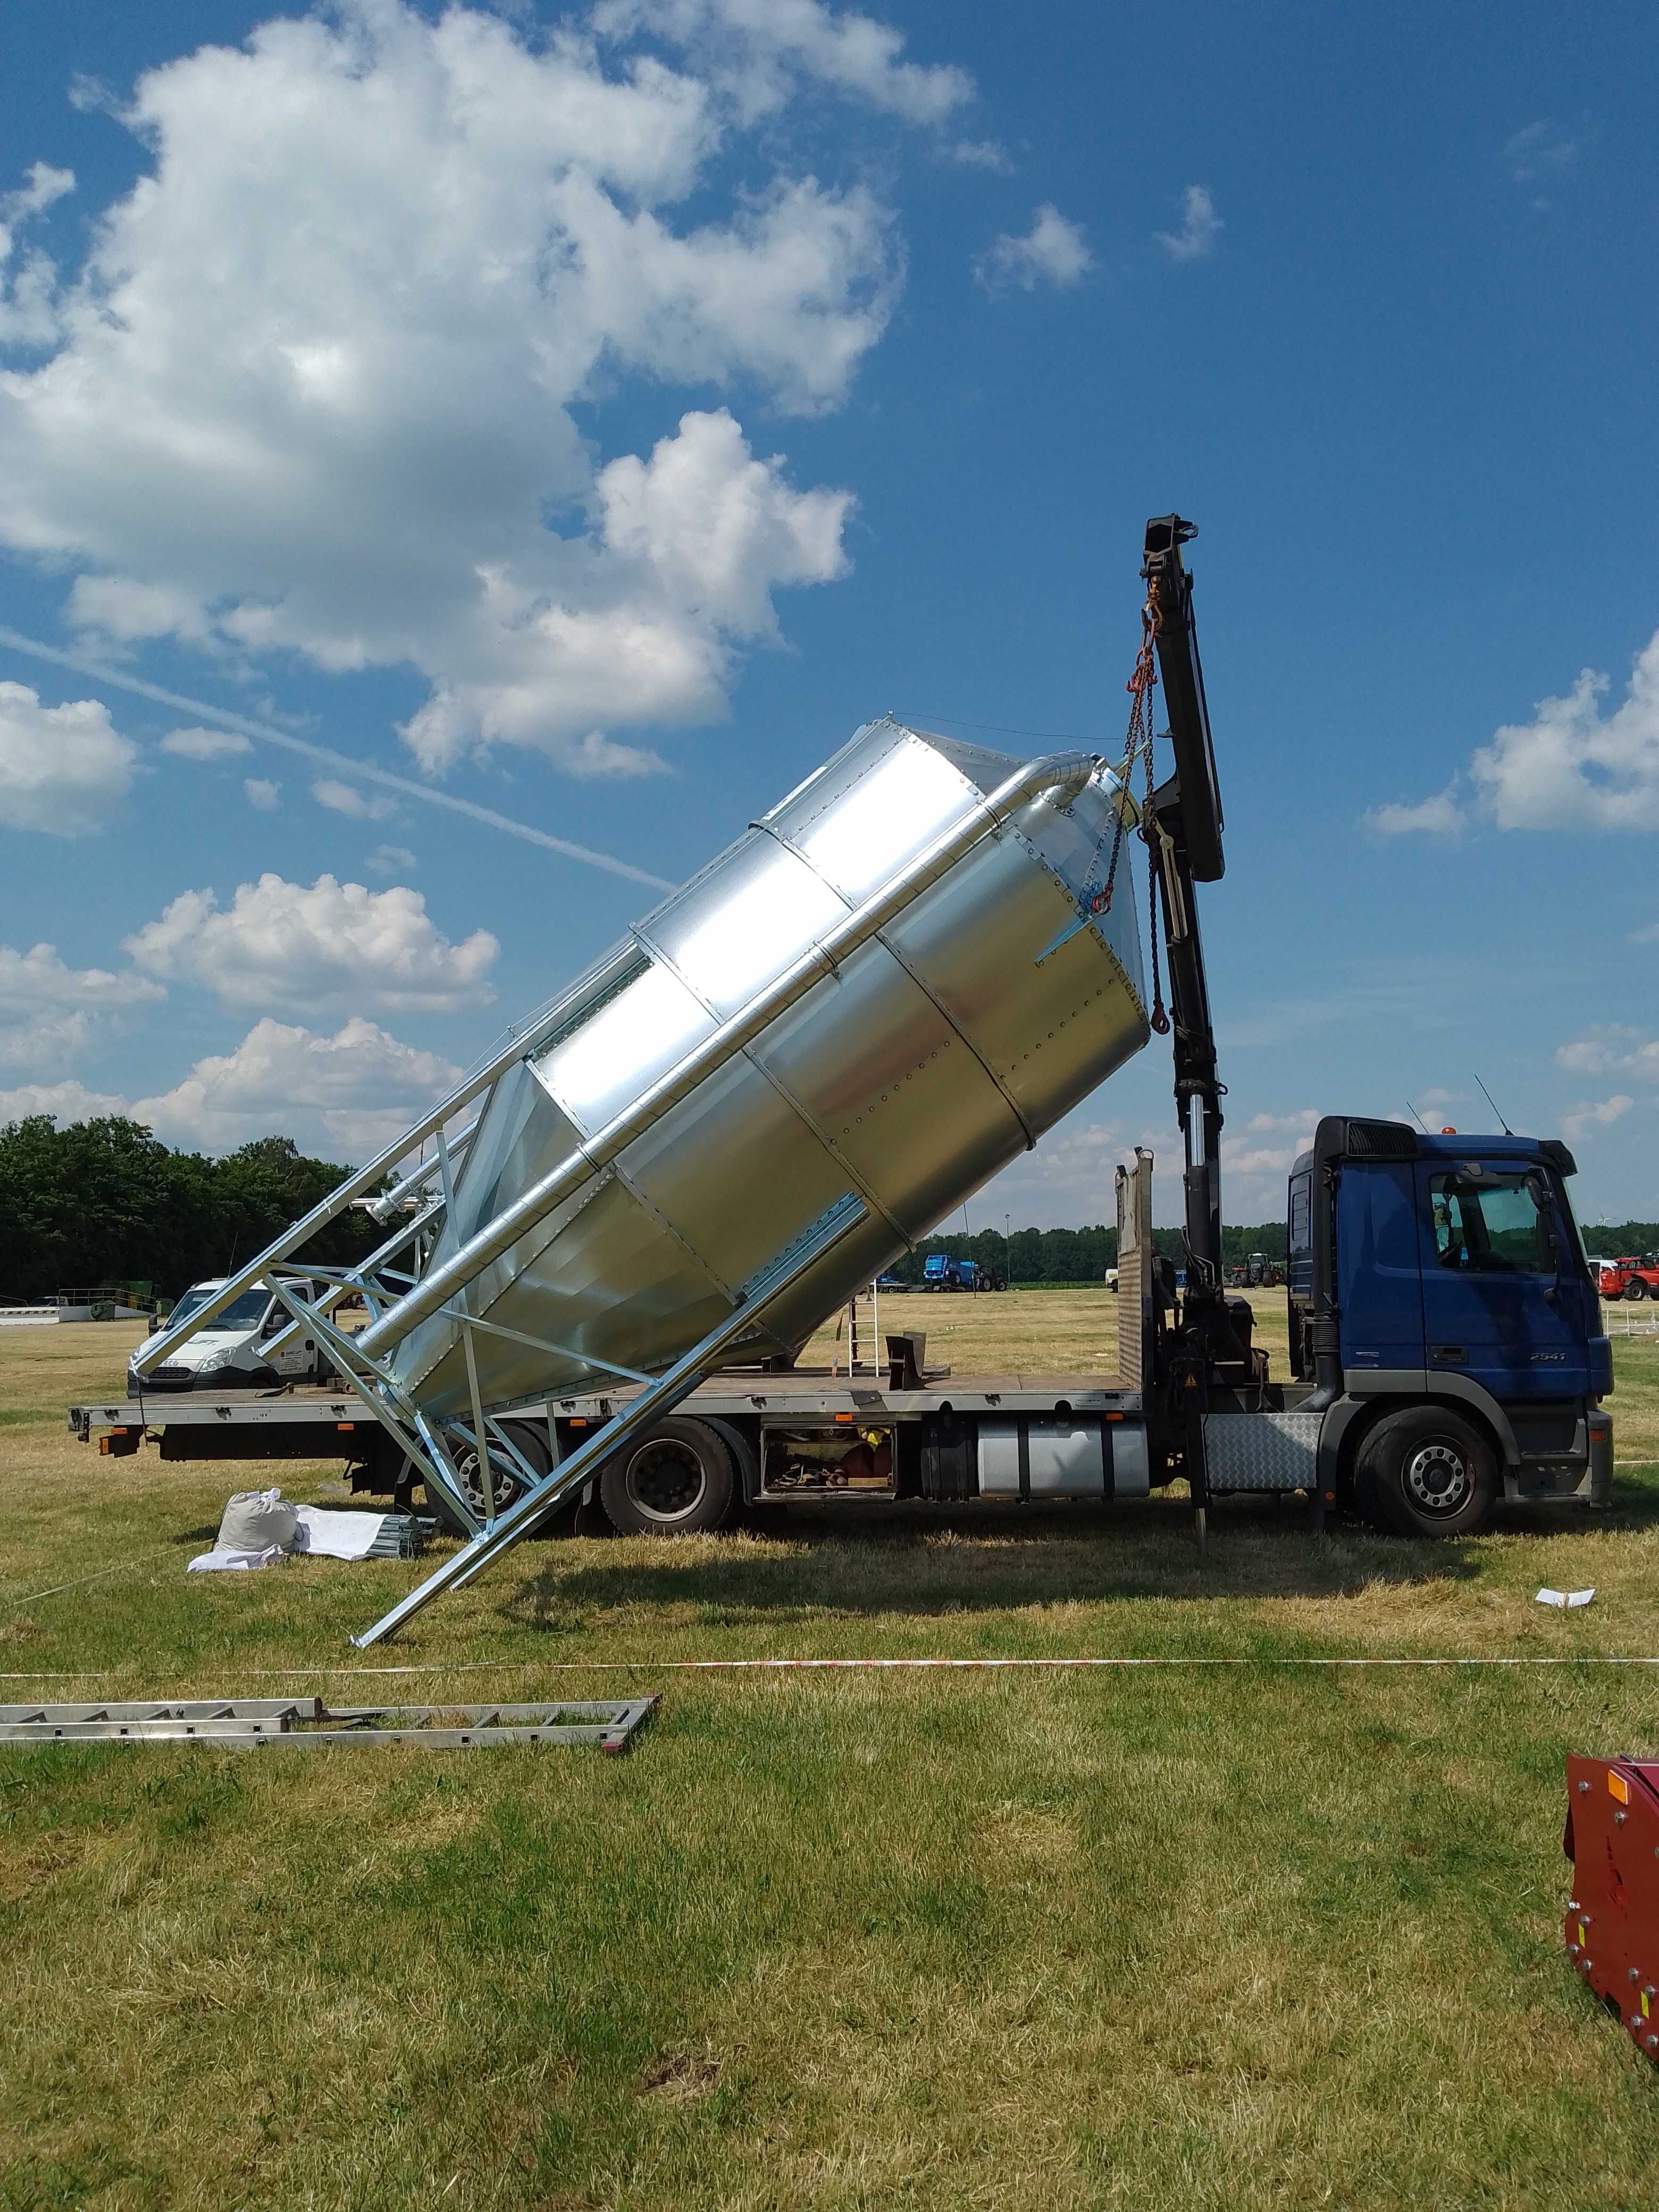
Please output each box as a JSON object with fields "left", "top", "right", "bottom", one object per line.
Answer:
{"left": 1525, "top": 1172, "right": 1560, "bottom": 1271}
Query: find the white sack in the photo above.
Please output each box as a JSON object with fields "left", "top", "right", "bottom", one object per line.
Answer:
{"left": 217, "top": 1488, "right": 299, "bottom": 1554}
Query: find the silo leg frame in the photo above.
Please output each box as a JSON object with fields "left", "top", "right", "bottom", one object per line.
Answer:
{"left": 349, "top": 1190, "right": 872, "bottom": 1648}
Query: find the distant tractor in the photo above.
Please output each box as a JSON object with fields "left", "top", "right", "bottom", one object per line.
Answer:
{"left": 921, "top": 1254, "right": 1003, "bottom": 1292}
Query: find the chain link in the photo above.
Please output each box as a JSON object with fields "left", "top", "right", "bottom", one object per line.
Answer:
{"left": 1100, "top": 577, "right": 1169, "bottom": 1033}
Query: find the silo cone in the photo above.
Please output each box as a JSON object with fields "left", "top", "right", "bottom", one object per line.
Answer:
{"left": 372, "top": 719, "right": 1149, "bottom": 1420}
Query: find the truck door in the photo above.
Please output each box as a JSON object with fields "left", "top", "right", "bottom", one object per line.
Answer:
{"left": 1335, "top": 1162, "right": 1425, "bottom": 1373}
{"left": 1413, "top": 1163, "right": 1590, "bottom": 1403}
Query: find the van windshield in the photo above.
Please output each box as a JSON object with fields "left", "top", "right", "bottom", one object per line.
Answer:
{"left": 169, "top": 1287, "right": 271, "bottom": 1330}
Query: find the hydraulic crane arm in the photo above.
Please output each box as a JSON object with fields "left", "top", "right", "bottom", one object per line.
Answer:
{"left": 1139, "top": 516, "right": 1234, "bottom": 1356}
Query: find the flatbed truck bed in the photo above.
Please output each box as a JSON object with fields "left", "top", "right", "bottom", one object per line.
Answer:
{"left": 70, "top": 1367, "right": 1142, "bottom": 1438}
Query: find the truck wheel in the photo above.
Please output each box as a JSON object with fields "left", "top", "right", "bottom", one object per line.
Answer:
{"left": 1357, "top": 1406, "right": 1497, "bottom": 1539}
{"left": 423, "top": 1418, "right": 551, "bottom": 1535}
{"left": 1626, "top": 1279, "right": 1648, "bottom": 1303}
{"left": 599, "top": 1417, "right": 735, "bottom": 1536}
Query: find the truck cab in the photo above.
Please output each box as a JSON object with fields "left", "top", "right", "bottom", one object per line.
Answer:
{"left": 1283, "top": 1118, "right": 1613, "bottom": 1533}
{"left": 127, "top": 1277, "right": 329, "bottom": 1395}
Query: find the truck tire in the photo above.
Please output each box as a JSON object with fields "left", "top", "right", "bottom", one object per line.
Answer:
{"left": 1626, "top": 1279, "right": 1648, "bottom": 1302}
{"left": 423, "top": 1418, "right": 551, "bottom": 1536}
{"left": 599, "top": 1417, "right": 735, "bottom": 1536}
{"left": 1356, "top": 1405, "right": 1497, "bottom": 1539}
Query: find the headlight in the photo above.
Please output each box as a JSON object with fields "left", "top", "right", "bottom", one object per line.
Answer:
{"left": 195, "top": 1345, "right": 234, "bottom": 1372}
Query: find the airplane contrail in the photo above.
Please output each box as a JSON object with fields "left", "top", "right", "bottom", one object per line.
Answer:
{"left": 0, "top": 624, "right": 676, "bottom": 892}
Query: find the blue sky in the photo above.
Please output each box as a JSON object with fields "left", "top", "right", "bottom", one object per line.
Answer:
{"left": 0, "top": 0, "right": 1654, "bottom": 1236}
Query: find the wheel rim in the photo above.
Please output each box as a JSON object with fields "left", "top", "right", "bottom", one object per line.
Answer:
{"left": 1402, "top": 1438, "right": 1471, "bottom": 1518}
{"left": 454, "top": 1444, "right": 523, "bottom": 1519}
{"left": 625, "top": 1437, "right": 707, "bottom": 1524}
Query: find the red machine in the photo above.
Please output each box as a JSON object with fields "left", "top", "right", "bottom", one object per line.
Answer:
{"left": 1563, "top": 1755, "right": 1659, "bottom": 2060}
{"left": 1598, "top": 1258, "right": 1659, "bottom": 1303}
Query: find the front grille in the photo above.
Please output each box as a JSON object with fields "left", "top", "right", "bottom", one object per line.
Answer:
{"left": 138, "top": 1365, "right": 195, "bottom": 1391}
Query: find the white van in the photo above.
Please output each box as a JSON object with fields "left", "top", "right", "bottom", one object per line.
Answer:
{"left": 128, "top": 1279, "right": 330, "bottom": 1395}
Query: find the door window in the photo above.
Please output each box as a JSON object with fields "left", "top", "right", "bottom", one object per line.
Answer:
{"left": 1428, "top": 1173, "right": 1553, "bottom": 1276}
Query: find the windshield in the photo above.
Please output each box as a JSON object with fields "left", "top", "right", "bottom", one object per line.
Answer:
{"left": 166, "top": 1285, "right": 271, "bottom": 1331}
{"left": 1429, "top": 1173, "right": 1553, "bottom": 1275}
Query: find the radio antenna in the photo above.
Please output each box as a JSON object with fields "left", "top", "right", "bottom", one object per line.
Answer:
{"left": 1473, "top": 1073, "right": 1514, "bottom": 1136}
{"left": 1404, "top": 1099, "right": 1432, "bottom": 1133}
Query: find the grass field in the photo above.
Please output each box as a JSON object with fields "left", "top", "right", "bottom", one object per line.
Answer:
{"left": 4, "top": 1300, "right": 1659, "bottom": 2210}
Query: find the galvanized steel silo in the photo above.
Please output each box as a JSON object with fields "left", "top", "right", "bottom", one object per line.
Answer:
{"left": 374, "top": 719, "right": 1149, "bottom": 1417}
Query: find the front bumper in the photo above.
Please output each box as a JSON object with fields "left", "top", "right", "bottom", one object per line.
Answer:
{"left": 128, "top": 1363, "right": 279, "bottom": 1395}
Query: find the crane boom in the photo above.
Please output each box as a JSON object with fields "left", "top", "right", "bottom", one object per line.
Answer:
{"left": 1139, "top": 515, "right": 1236, "bottom": 1370}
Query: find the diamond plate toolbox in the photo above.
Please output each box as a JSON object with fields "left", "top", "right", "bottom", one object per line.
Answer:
{"left": 1202, "top": 1410, "right": 1322, "bottom": 1491}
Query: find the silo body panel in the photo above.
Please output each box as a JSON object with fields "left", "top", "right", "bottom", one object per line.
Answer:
{"left": 749, "top": 942, "right": 1022, "bottom": 1242}
{"left": 386, "top": 721, "right": 1150, "bottom": 1420}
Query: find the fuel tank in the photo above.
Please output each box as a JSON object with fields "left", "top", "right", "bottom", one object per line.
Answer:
{"left": 388, "top": 718, "right": 1149, "bottom": 1417}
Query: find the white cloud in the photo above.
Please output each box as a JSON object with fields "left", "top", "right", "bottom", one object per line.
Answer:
{"left": 367, "top": 844, "right": 417, "bottom": 877}
{"left": 5, "top": 163, "right": 76, "bottom": 220}
{"left": 0, "top": 940, "right": 163, "bottom": 1075}
{"left": 594, "top": 0, "right": 974, "bottom": 125}
{"left": 976, "top": 1117, "right": 1134, "bottom": 1226}
{"left": 1562, "top": 1093, "right": 1635, "bottom": 1144}
{"left": 1555, "top": 1027, "right": 1659, "bottom": 1080}
{"left": 244, "top": 777, "right": 280, "bottom": 810}
{"left": 400, "top": 405, "right": 848, "bottom": 770}
{"left": 312, "top": 777, "right": 397, "bottom": 821}
{"left": 0, "top": 941, "right": 158, "bottom": 1015}
{"left": 952, "top": 139, "right": 1012, "bottom": 173}
{"left": 1632, "top": 920, "right": 1659, "bottom": 945}
{"left": 599, "top": 408, "right": 850, "bottom": 646}
{"left": 70, "top": 575, "right": 212, "bottom": 644}
{"left": 1155, "top": 185, "right": 1222, "bottom": 263}
{"left": 0, "top": 1012, "right": 101, "bottom": 1074}
{"left": 976, "top": 204, "right": 1093, "bottom": 292}
{"left": 0, "top": 1016, "right": 462, "bottom": 1159}
{"left": 123, "top": 873, "right": 499, "bottom": 1014}
{"left": 0, "top": 2, "right": 930, "bottom": 775}
{"left": 132, "top": 1015, "right": 461, "bottom": 1156}
{"left": 1469, "top": 638, "right": 1659, "bottom": 830}
{"left": 0, "top": 681, "right": 137, "bottom": 835}
{"left": 0, "top": 163, "right": 76, "bottom": 347}
{"left": 1505, "top": 121, "right": 1576, "bottom": 189}
{"left": 1363, "top": 785, "right": 1463, "bottom": 837}
{"left": 162, "top": 725, "right": 251, "bottom": 760}
{"left": 1224, "top": 1138, "right": 1310, "bottom": 1178}
{"left": 0, "top": 1076, "right": 128, "bottom": 1127}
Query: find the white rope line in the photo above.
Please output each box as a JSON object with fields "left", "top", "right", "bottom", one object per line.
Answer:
{"left": 2, "top": 1653, "right": 1654, "bottom": 1683}
{"left": 6, "top": 1561, "right": 151, "bottom": 1607}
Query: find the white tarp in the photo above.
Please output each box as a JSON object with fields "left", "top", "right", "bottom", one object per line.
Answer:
{"left": 188, "top": 1490, "right": 390, "bottom": 1572}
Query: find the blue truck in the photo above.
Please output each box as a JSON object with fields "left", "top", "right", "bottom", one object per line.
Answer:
{"left": 921, "top": 1254, "right": 1003, "bottom": 1292}
{"left": 73, "top": 515, "right": 1613, "bottom": 1547}
{"left": 1271, "top": 1120, "right": 1612, "bottom": 1535}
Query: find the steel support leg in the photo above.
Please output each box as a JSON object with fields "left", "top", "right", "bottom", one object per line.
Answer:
{"left": 352, "top": 1193, "right": 868, "bottom": 1647}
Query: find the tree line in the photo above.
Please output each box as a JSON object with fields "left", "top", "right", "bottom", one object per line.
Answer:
{"left": 888, "top": 1213, "right": 1659, "bottom": 1286}
{"left": 3, "top": 1112, "right": 1653, "bottom": 1302}
{"left": 0, "top": 1117, "right": 382, "bottom": 1302}
{"left": 882, "top": 1221, "right": 1293, "bottom": 1285}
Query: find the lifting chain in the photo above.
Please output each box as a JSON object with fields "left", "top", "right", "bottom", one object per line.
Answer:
{"left": 1098, "top": 577, "right": 1169, "bottom": 1034}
